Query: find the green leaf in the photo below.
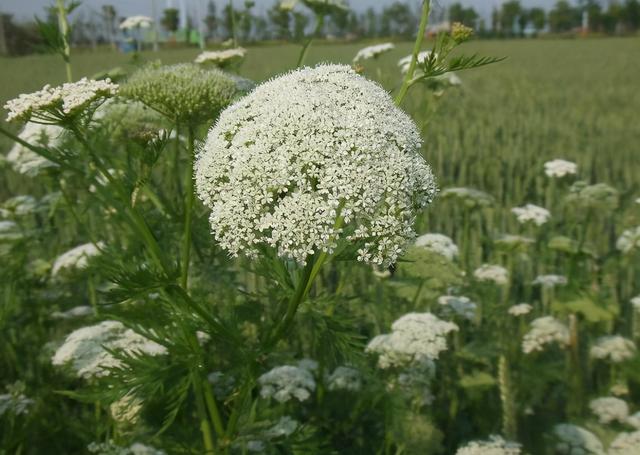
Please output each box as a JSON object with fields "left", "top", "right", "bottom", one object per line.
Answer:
{"left": 459, "top": 371, "right": 496, "bottom": 389}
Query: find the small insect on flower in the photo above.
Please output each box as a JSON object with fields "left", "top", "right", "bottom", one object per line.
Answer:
{"left": 51, "top": 242, "right": 104, "bottom": 277}
{"left": 590, "top": 335, "right": 636, "bottom": 363}
{"left": 511, "top": 204, "right": 551, "bottom": 226}
{"left": 473, "top": 264, "right": 509, "bottom": 285}
{"left": 616, "top": 226, "right": 640, "bottom": 254}
{"left": 532, "top": 274, "right": 568, "bottom": 288}
{"left": 455, "top": 435, "right": 523, "bottom": 455}
{"left": 522, "top": 316, "right": 570, "bottom": 354}
{"left": 415, "top": 233, "right": 459, "bottom": 261}
{"left": 195, "top": 64, "right": 437, "bottom": 267}
{"left": 195, "top": 48, "right": 247, "bottom": 68}
{"left": 353, "top": 43, "right": 395, "bottom": 63}
{"left": 508, "top": 303, "right": 532, "bottom": 316}
{"left": 551, "top": 424, "right": 605, "bottom": 455}
{"left": 544, "top": 159, "right": 577, "bottom": 178}
{"left": 258, "top": 365, "right": 316, "bottom": 403}
{"left": 589, "top": 397, "right": 629, "bottom": 425}
{"left": 608, "top": 431, "right": 640, "bottom": 455}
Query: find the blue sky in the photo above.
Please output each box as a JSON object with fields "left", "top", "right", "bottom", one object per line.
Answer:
{"left": 1, "top": 0, "right": 562, "bottom": 22}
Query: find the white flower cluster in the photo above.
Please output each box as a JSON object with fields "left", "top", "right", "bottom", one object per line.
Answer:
{"left": 522, "top": 316, "right": 570, "bottom": 354}
{"left": 258, "top": 365, "right": 316, "bottom": 403}
{"left": 5, "top": 122, "right": 61, "bottom": 176}
{"left": 119, "top": 15, "right": 153, "bottom": 30}
{"left": 589, "top": 397, "right": 629, "bottom": 424}
{"left": 195, "top": 48, "right": 247, "bottom": 66}
{"left": 508, "top": 303, "right": 532, "bottom": 316}
{"left": 511, "top": 204, "right": 551, "bottom": 226}
{"left": 110, "top": 393, "right": 143, "bottom": 425}
{"left": 415, "top": 233, "right": 459, "bottom": 260}
{"left": 552, "top": 424, "right": 604, "bottom": 455}
{"left": 195, "top": 64, "right": 437, "bottom": 266}
{"left": 353, "top": 42, "right": 395, "bottom": 62}
{"left": 473, "top": 264, "right": 509, "bottom": 285}
{"left": 455, "top": 435, "right": 523, "bottom": 455}
{"left": 0, "top": 392, "right": 34, "bottom": 417}
{"left": 609, "top": 431, "right": 640, "bottom": 455}
{"left": 438, "top": 295, "right": 477, "bottom": 321}
{"left": 4, "top": 78, "right": 118, "bottom": 123}
{"left": 533, "top": 274, "right": 568, "bottom": 288}
{"left": 326, "top": 366, "right": 362, "bottom": 392}
{"left": 52, "top": 320, "right": 167, "bottom": 379}
{"left": 366, "top": 312, "right": 458, "bottom": 368}
{"left": 632, "top": 296, "right": 640, "bottom": 312}
{"left": 88, "top": 441, "right": 165, "bottom": 455}
{"left": 544, "top": 159, "right": 577, "bottom": 178}
{"left": 590, "top": 335, "right": 636, "bottom": 363}
{"left": 51, "top": 305, "right": 94, "bottom": 320}
{"left": 2, "top": 195, "right": 39, "bottom": 217}
{"left": 398, "top": 51, "right": 433, "bottom": 74}
{"left": 398, "top": 51, "right": 461, "bottom": 86}
{"left": 51, "top": 242, "right": 103, "bottom": 276}
{"left": 627, "top": 412, "right": 640, "bottom": 429}
{"left": 616, "top": 226, "right": 640, "bottom": 254}
{"left": 0, "top": 220, "right": 23, "bottom": 242}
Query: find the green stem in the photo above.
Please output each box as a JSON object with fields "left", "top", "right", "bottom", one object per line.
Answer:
{"left": 203, "top": 382, "right": 226, "bottom": 439}
{"left": 296, "top": 13, "right": 324, "bottom": 68}
{"left": 181, "top": 126, "right": 196, "bottom": 289}
{"left": 192, "top": 373, "right": 216, "bottom": 454}
{"left": 394, "top": 0, "right": 430, "bottom": 106}
{"left": 56, "top": 0, "right": 73, "bottom": 82}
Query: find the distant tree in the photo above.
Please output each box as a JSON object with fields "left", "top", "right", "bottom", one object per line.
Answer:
{"left": 267, "top": 1, "right": 290, "bottom": 40}
{"left": 380, "top": 2, "right": 416, "bottom": 38}
{"left": 204, "top": 0, "right": 217, "bottom": 39}
{"left": 449, "top": 2, "right": 478, "bottom": 28}
{"left": 328, "top": 5, "right": 349, "bottom": 37}
{"left": 528, "top": 7, "right": 546, "bottom": 33}
{"left": 222, "top": 2, "right": 241, "bottom": 41}
{"left": 101, "top": 5, "right": 117, "bottom": 49}
{"left": 161, "top": 8, "right": 179, "bottom": 34}
{"left": 500, "top": 1, "right": 522, "bottom": 35}
{"left": 0, "top": 14, "right": 44, "bottom": 55}
{"left": 491, "top": 7, "right": 500, "bottom": 33}
{"left": 292, "top": 11, "right": 309, "bottom": 41}
{"left": 624, "top": 0, "right": 640, "bottom": 31}
{"left": 239, "top": 1, "right": 255, "bottom": 41}
{"left": 549, "top": 0, "right": 580, "bottom": 32}
{"left": 254, "top": 16, "right": 268, "bottom": 40}
{"left": 362, "top": 7, "right": 377, "bottom": 37}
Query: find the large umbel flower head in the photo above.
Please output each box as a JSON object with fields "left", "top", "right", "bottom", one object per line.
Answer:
{"left": 195, "top": 64, "right": 437, "bottom": 266}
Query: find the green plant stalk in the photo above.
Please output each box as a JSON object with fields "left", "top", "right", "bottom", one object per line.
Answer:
{"left": 498, "top": 354, "right": 517, "bottom": 439}
{"left": 192, "top": 372, "right": 217, "bottom": 454}
{"left": 180, "top": 126, "right": 196, "bottom": 289}
{"left": 394, "top": 0, "right": 430, "bottom": 106}
{"left": 566, "top": 314, "right": 584, "bottom": 418}
{"left": 296, "top": 13, "right": 325, "bottom": 68}
{"left": 56, "top": 0, "right": 73, "bottom": 82}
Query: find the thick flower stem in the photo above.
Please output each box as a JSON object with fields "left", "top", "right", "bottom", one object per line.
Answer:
{"left": 180, "top": 126, "right": 196, "bottom": 289}
{"left": 395, "top": 0, "right": 431, "bottom": 106}
{"left": 296, "top": 13, "right": 325, "bottom": 68}
{"left": 192, "top": 372, "right": 217, "bottom": 454}
{"left": 498, "top": 355, "right": 517, "bottom": 439}
{"left": 56, "top": 0, "right": 73, "bottom": 82}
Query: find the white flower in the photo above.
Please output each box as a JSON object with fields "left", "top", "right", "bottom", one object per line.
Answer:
{"left": 636, "top": 198, "right": 640, "bottom": 204}
{"left": 51, "top": 242, "right": 103, "bottom": 276}
{"left": 0, "top": 220, "right": 23, "bottom": 242}
{"left": 52, "top": 320, "right": 167, "bottom": 379}
{"left": 627, "top": 412, "right": 640, "bottom": 430}
{"left": 119, "top": 15, "right": 153, "bottom": 30}
{"left": 88, "top": 441, "right": 165, "bottom": 455}
{"left": 0, "top": 391, "right": 34, "bottom": 417}
{"left": 616, "top": 226, "right": 640, "bottom": 254}
{"left": 398, "top": 51, "right": 461, "bottom": 86}
{"left": 353, "top": 42, "right": 395, "bottom": 62}
{"left": 552, "top": 424, "right": 604, "bottom": 455}
{"left": 51, "top": 305, "right": 94, "bottom": 320}
{"left": 195, "top": 48, "right": 247, "bottom": 66}
{"left": 532, "top": 274, "right": 568, "bottom": 288}
{"left": 265, "top": 416, "right": 299, "bottom": 438}
{"left": 5, "top": 122, "right": 62, "bottom": 176}
{"left": 438, "top": 295, "right": 477, "bottom": 321}
{"left": 590, "top": 335, "right": 636, "bottom": 363}
{"left": 415, "top": 233, "right": 458, "bottom": 260}
{"left": 326, "top": 366, "right": 361, "bottom": 392}
{"left": 455, "top": 435, "right": 523, "bottom": 454}
{"left": 544, "top": 159, "right": 577, "bottom": 178}
{"left": 366, "top": 312, "right": 458, "bottom": 368}
{"left": 589, "top": 397, "right": 629, "bottom": 424}
{"left": 258, "top": 365, "right": 316, "bottom": 403}
{"left": 4, "top": 78, "right": 118, "bottom": 123}
{"left": 632, "top": 296, "right": 640, "bottom": 312}
{"left": 508, "top": 303, "right": 532, "bottom": 316}
{"left": 511, "top": 204, "right": 550, "bottom": 226}
{"left": 522, "top": 316, "right": 569, "bottom": 354}
{"left": 195, "top": 64, "right": 437, "bottom": 266}
{"left": 281, "top": 0, "right": 348, "bottom": 13}
{"left": 2, "top": 195, "right": 39, "bottom": 217}
{"left": 609, "top": 431, "right": 640, "bottom": 455}
{"left": 110, "top": 393, "right": 143, "bottom": 425}
{"left": 473, "top": 264, "right": 509, "bottom": 285}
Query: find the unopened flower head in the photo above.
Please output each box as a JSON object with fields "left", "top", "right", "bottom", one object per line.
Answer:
{"left": 415, "top": 233, "right": 458, "bottom": 260}
{"left": 544, "top": 159, "right": 577, "bottom": 178}
{"left": 353, "top": 43, "right": 395, "bottom": 63}
{"left": 438, "top": 295, "right": 477, "bottom": 321}
{"left": 51, "top": 242, "right": 103, "bottom": 276}
{"left": 590, "top": 335, "right": 636, "bottom": 363}
{"left": 195, "top": 64, "right": 437, "bottom": 266}
{"left": 508, "top": 303, "right": 532, "bottom": 316}
{"left": 522, "top": 316, "right": 569, "bottom": 354}
{"left": 589, "top": 397, "right": 629, "bottom": 424}
{"left": 532, "top": 274, "right": 568, "bottom": 288}
{"left": 451, "top": 22, "right": 474, "bottom": 42}
{"left": 195, "top": 48, "right": 247, "bottom": 67}
{"left": 455, "top": 435, "right": 523, "bottom": 454}
{"left": 4, "top": 78, "right": 118, "bottom": 123}
{"left": 258, "top": 365, "right": 316, "bottom": 403}
{"left": 120, "top": 63, "right": 239, "bottom": 124}
{"left": 52, "top": 320, "right": 167, "bottom": 379}
{"left": 366, "top": 312, "right": 458, "bottom": 368}
{"left": 511, "top": 204, "right": 550, "bottom": 226}
{"left": 552, "top": 424, "right": 604, "bottom": 455}
{"left": 326, "top": 366, "right": 362, "bottom": 392}
{"left": 6, "top": 122, "right": 62, "bottom": 176}
{"left": 566, "top": 181, "right": 618, "bottom": 209}
{"left": 119, "top": 15, "right": 153, "bottom": 29}
{"left": 473, "top": 264, "right": 509, "bottom": 285}
{"left": 616, "top": 226, "right": 640, "bottom": 254}
{"left": 440, "top": 187, "right": 494, "bottom": 209}
{"left": 609, "top": 431, "right": 640, "bottom": 455}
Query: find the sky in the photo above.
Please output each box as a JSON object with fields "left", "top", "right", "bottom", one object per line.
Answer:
{"left": 1, "top": 0, "right": 562, "bottom": 23}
